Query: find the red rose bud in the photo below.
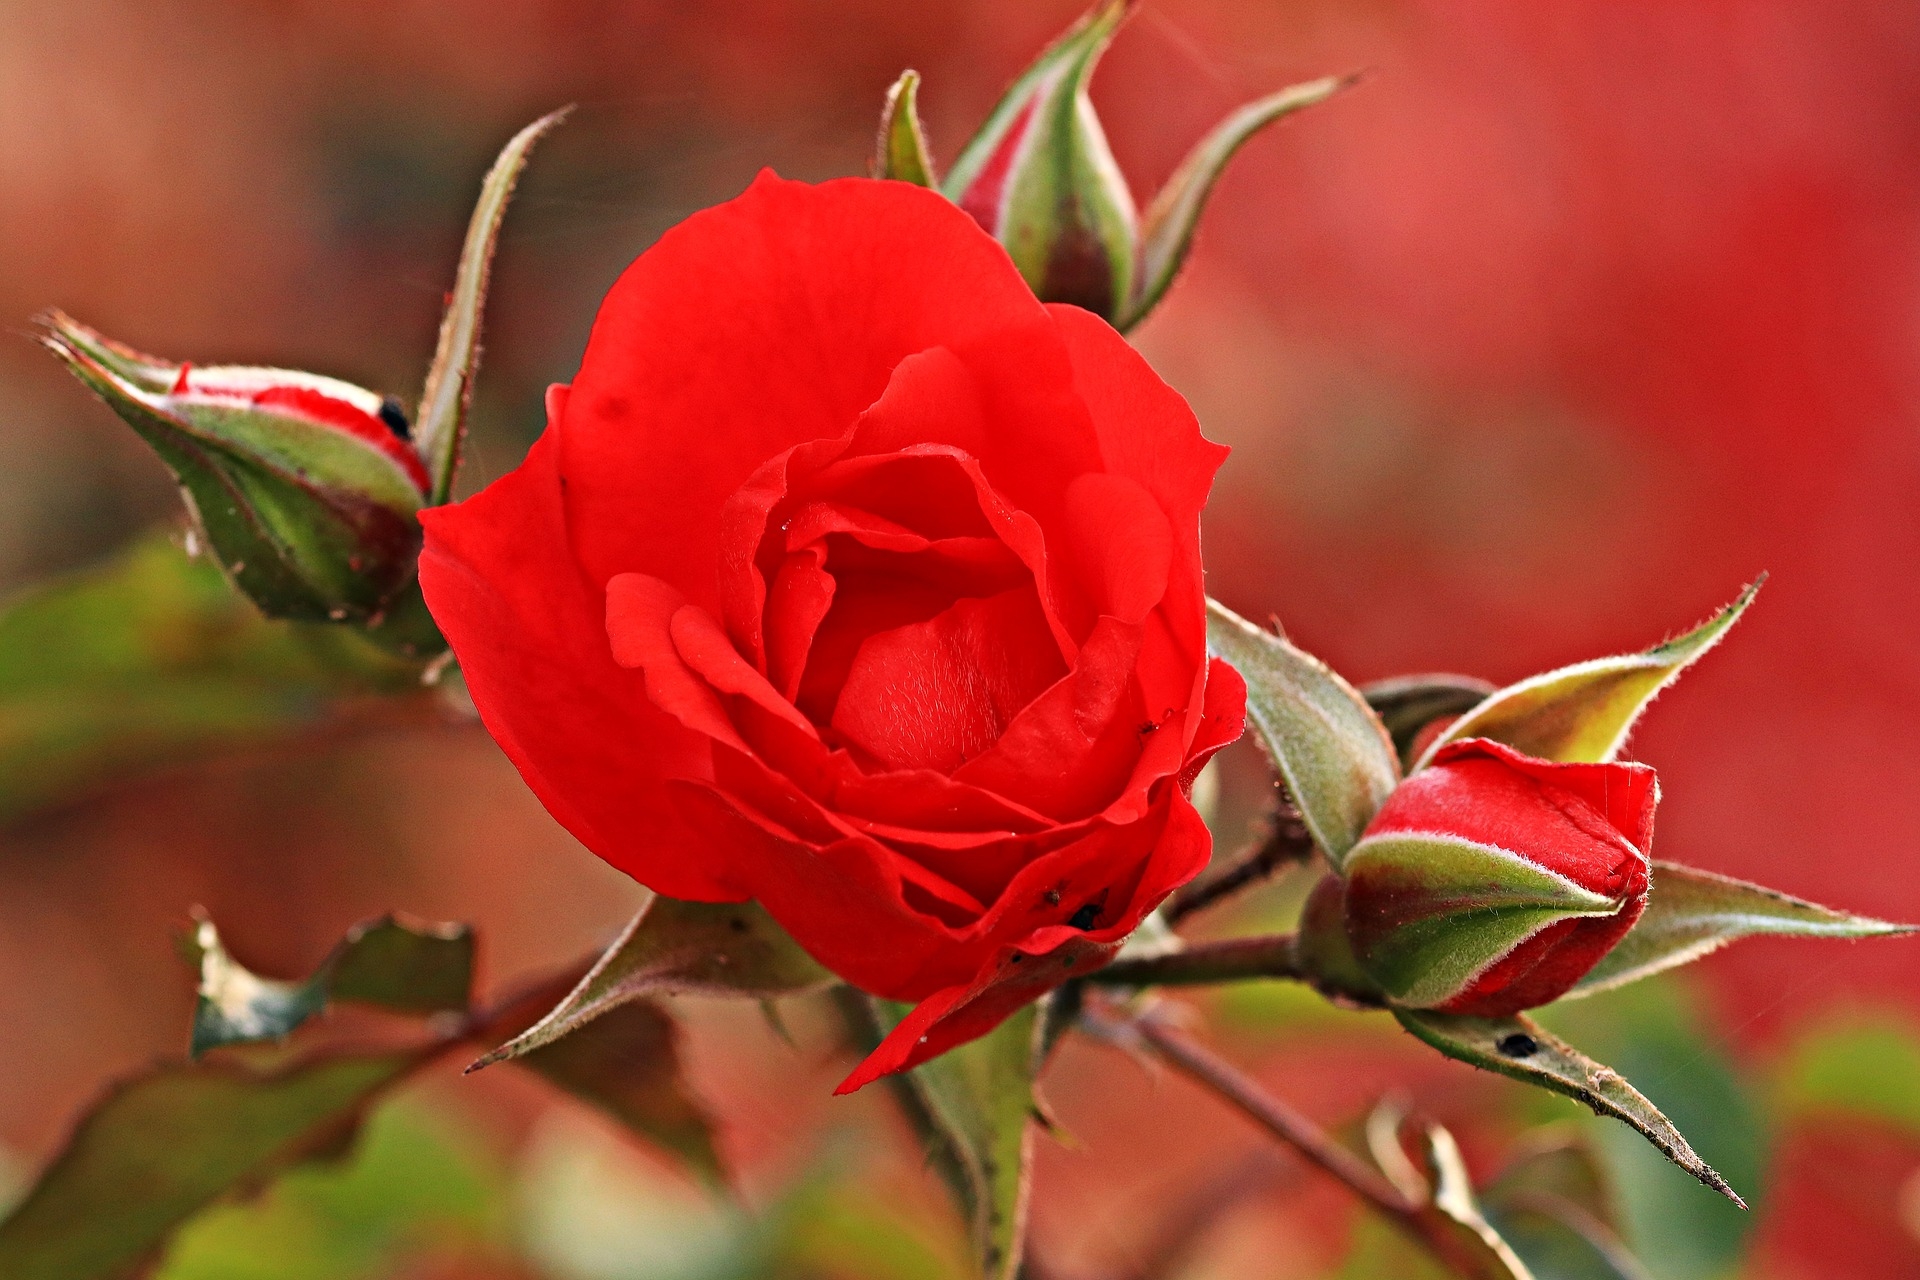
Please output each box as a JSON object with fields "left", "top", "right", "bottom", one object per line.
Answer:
{"left": 419, "top": 174, "right": 1247, "bottom": 1088}
{"left": 1340, "top": 737, "right": 1654, "bottom": 1016}
{"left": 918, "top": 0, "right": 1350, "bottom": 329}
{"left": 41, "top": 312, "right": 430, "bottom": 630}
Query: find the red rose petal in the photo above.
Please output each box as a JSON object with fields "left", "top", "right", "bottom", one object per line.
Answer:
{"left": 419, "top": 402, "right": 737, "bottom": 903}
{"left": 832, "top": 587, "right": 1066, "bottom": 774}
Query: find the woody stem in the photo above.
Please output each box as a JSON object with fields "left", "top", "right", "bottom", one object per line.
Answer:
{"left": 1163, "top": 805, "right": 1315, "bottom": 924}
{"left": 1105, "top": 1003, "right": 1493, "bottom": 1279}
{"left": 1087, "top": 933, "right": 1306, "bottom": 987}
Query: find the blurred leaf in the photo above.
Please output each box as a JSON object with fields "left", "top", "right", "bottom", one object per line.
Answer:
{"left": 1482, "top": 1133, "right": 1649, "bottom": 1280}
{"left": 1482, "top": 1202, "right": 1650, "bottom": 1280}
{"left": 1772, "top": 1016, "right": 1920, "bottom": 1135}
{"left": 471, "top": 893, "right": 830, "bottom": 1071}
{"left": 1418, "top": 1122, "right": 1538, "bottom": 1280}
{"left": 1416, "top": 583, "right": 1759, "bottom": 769}
{"left": 155, "top": 1096, "right": 509, "bottom": 1280}
{"left": 874, "top": 70, "right": 937, "bottom": 185}
{"left": 1393, "top": 1009, "right": 1743, "bottom": 1207}
{"left": 1363, "top": 673, "right": 1498, "bottom": 771}
{"left": 1566, "top": 861, "right": 1912, "bottom": 999}
{"left": 186, "top": 913, "right": 473, "bottom": 1057}
{"left": 1124, "top": 73, "right": 1351, "bottom": 328}
{"left": 515, "top": 1001, "right": 723, "bottom": 1184}
{"left": 0, "top": 1044, "right": 435, "bottom": 1280}
{"left": 871, "top": 1000, "right": 1037, "bottom": 1280}
{"left": 1483, "top": 1131, "right": 1625, "bottom": 1233}
{"left": 1534, "top": 979, "right": 1762, "bottom": 1280}
{"left": 1206, "top": 598, "right": 1400, "bottom": 870}
{"left": 415, "top": 108, "right": 569, "bottom": 503}
{"left": 0, "top": 533, "right": 429, "bottom": 824}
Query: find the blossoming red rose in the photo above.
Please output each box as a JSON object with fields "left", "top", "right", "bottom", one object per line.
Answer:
{"left": 419, "top": 174, "right": 1245, "bottom": 1086}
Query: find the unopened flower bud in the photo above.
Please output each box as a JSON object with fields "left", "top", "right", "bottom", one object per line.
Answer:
{"left": 42, "top": 311, "right": 428, "bottom": 627}
{"left": 1340, "top": 738, "right": 1654, "bottom": 1015}
{"left": 893, "top": 0, "right": 1350, "bottom": 328}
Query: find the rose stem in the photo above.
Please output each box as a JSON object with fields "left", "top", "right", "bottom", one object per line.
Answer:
{"left": 1087, "top": 933, "right": 1305, "bottom": 987}
{"left": 1163, "top": 804, "right": 1314, "bottom": 925}
{"left": 1105, "top": 1003, "right": 1495, "bottom": 1279}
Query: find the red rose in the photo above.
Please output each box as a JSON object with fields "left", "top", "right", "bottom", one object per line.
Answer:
{"left": 1341, "top": 738, "right": 1655, "bottom": 1016}
{"left": 419, "top": 174, "right": 1244, "bottom": 1088}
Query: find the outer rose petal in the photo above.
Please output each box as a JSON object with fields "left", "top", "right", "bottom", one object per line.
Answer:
{"left": 559, "top": 173, "right": 1067, "bottom": 611}
{"left": 418, "top": 394, "right": 737, "bottom": 902}
{"left": 836, "top": 789, "right": 1216, "bottom": 1092}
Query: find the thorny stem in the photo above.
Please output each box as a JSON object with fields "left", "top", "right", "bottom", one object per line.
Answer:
{"left": 1117, "top": 1006, "right": 1416, "bottom": 1219}
{"left": 1088, "top": 933, "right": 1305, "bottom": 987}
{"left": 1163, "top": 804, "right": 1314, "bottom": 925}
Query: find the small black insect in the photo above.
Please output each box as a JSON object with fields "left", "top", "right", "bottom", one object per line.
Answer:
{"left": 1043, "top": 888, "right": 1063, "bottom": 907}
{"left": 1137, "top": 721, "right": 1159, "bottom": 735}
{"left": 1067, "top": 903, "right": 1101, "bottom": 930}
{"left": 377, "top": 395, "right": 412, "bottom": 441}
{"left": 1496, "top": 1032, "right": 1539, "bottom": 1059}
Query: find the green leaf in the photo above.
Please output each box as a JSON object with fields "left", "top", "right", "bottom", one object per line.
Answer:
{"left": 941, "top": 0, "right": 1137, "bottom": 319}
{"left": 187, "top": 913, "right": 473, "bottom": 1057}
{"left": 874, "top": 70, "right": 937, "bottom": 186}
{"left": 414, "top": 108, "right": 569, "bottom": 504}
{"left": 1416, "top": 582, "right": 1761, "bottom": 769}
{"left": 870, "top": 1000, "right": 1038, "bottom": 1280}
{"left": 0, "top": 1045, "right": 434, "bottom": 1280}
{"left": 515, "top": 1001, "right": 723, "bottom": 1183}
{"left": 1566, "top": 861, "right": 1912, "bottom": 999}
{"left": 155, "top": 1098, "right": 507, "bottom": 1280}
{"left": 1482, "top": 1134, "right": 1650, "bottom": 1280}
{"left": 1534, "top": 978, "right": 1760, "bottom": 1280}
{"left": 470, "top": 892, "right": 831, "bottom": 1070}
{"left": 0, "top": 534, "right": 428, "bottom": 824}
{"left": 1205, "top": 598, "right": 1400, "bottom": 869}
{"left": 1363, "top": 673, "right": 1498, "bottom": 771}
{"left": 1346, "top": 834, "right": 1623, "bottom": 1007}
{"left": 1121, "top": 73, "right": 1351, "bottom": 329}
{"left": 1393, "top": 1008, "right": 1744, "bottom": 1207}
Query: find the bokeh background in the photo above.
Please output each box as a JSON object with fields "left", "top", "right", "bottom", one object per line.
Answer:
{"left": 2, "top": 1, "right": 1918, "bottom": 1276}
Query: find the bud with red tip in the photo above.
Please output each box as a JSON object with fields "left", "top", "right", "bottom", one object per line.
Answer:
{"left": 874, "top": 0, "right": 1351, "bottom": 328}
{"left": 1335, "top": 737, "right": 1654, "bottom": 1015}
{"left": 41, "top": 311, "right": 432, "bottom": 635}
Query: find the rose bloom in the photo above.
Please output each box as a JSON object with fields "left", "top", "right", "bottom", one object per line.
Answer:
{"left": 1343, "top": 738, "right": 1655, "bottom": 1016}
{"left": 420, "top": 175, "right": 1244, "bottom": 1086}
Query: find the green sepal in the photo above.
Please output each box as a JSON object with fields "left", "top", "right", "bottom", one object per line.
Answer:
{"left": 1205, "top": 597, "right": 1400, "bottom": 869}
{"left": 1416, "top": 582, "right": 1761, "bottom": 769}
{"left": 1121, "top": 73, "right": 1353, "bottom": 329}
{"left": 865, "top": 997, "right": 1039, "bottom": 1280}
{"left": 1363, "top": 672, "right": 1498, "bottom": 771}
{"left": 185, "top": 913, "right": 473, "bottom": 1057}
{"left": 414, "top": 108, "right": 569, "bottom": 504}
{"left": 1394, "top": 1008, "right": 1744, "bottom": 1207}
{"left": 942, "top": 0, "right": 1137, "bottom": 319}
{"left": 42, "top": 317, "right": 425, "bottom": 625}
{"left": 468, "top": 892, "right": 831, "bottom": 1071}
{"left": 1345, "top": 834, "right": 1624, "bottom": 1008}
{"left": 873, "top": 70, "right": 937, "bottom": 186}
{"left": 1292, "top": 873, "right": 1386, "bottom": 1005}
{"left": 1565, "top": 860, "right": 1915, "bottom": 999}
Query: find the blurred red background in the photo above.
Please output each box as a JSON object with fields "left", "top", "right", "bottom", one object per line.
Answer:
{"left": 2, "top": 2, "right": 1916, "bottom": 1277}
